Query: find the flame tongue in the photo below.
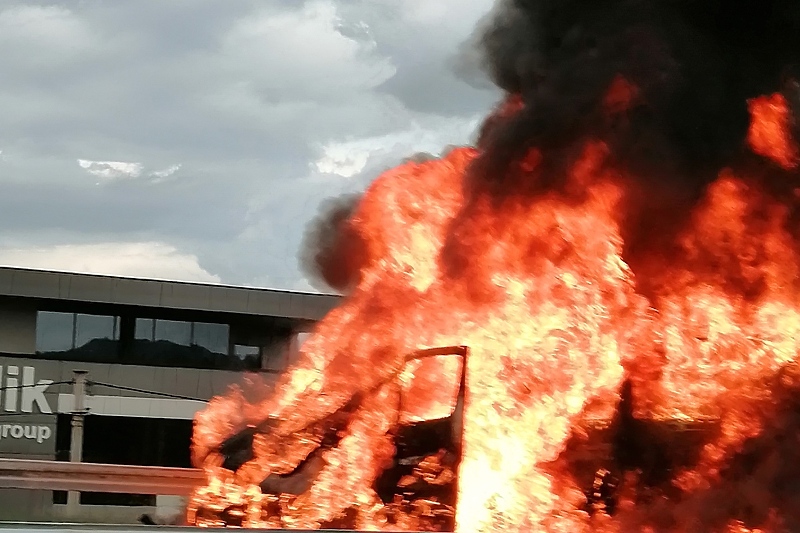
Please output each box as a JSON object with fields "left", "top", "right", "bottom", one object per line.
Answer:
{"left": 190, "top": 93, "right": 800, "bottom": 533}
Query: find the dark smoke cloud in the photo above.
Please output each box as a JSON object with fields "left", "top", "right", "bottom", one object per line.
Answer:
{"left": 300, "top": 151, "right": 460, "bottom": 293}
{"left": 444, "top": 0, "right": 800, "bottom": 290}
{"left": 298, "top": 193, "right": 365, "bottom": 294}
{"left": 476, "top": 0, "right": 800, "bottom": 176}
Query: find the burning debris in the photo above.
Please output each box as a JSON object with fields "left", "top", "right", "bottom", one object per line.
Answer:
{"left": 190, "top": 0, "right": 800, "bottom": 531}
{"left": 189, "top": 347, "right": 466, "bottom": 530}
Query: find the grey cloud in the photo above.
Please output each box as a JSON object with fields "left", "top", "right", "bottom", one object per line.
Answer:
{"left": 0, "top": 177, "right": 244, "bottom": 240}
{"left": 333, "top": 0, "right": 500, "bottom": 117}
{"left": 0, "top": 0, "right": 498, "bottom": 288}
{"left": 376, "top": 56, "right": 499, "bottom": 116}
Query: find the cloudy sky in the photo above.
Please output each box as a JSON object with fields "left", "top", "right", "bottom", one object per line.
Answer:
{"left": 0, "top": 0, "right": 500, "bottom": 292}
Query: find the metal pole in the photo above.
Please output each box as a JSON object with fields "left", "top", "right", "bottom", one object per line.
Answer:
{"left": 66, "top": 370, "right": 88, "bottom": 515}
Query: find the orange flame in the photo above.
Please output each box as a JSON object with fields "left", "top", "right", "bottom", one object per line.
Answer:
{"left": 603, "top": 75, "right": 639, "bottom": 115}
{"left": 747, "top": 93, "right": 798, "bottom": 169}
{"left": 188, "top": 92, "right": 800, "bottom": 532}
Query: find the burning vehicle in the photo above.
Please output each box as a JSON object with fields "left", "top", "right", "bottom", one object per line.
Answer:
{"left": 188, "top": 346, "right": 467, "bottom": 530}
{"left": 187, "top": 0, "right": 800, "bottom": 531}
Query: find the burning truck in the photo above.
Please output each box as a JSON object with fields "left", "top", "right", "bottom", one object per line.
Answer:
{"left": 189, "top": 346, "right": 468, "bottom": 530}
{"left": 186, "top": 0, "right": 800, "bottom": 531}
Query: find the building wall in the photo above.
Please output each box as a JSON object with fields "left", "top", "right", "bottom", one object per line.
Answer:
{"left": 0, "top": 488, "right": 54, "bottom": 521}
{"left": 0, "top": 267, "right": 340, "bottom": 322}
{"left": 0, "top": 488, "right": 161, "bottom": 523}
{"left": 0, "top": 353, "right": 265, "bottom": 475}
{"left": 0, "top": 304, "right": 36, "bottom": 354}
{"left": 0, "top": 281, "right": 326, "bottom": 524}
{"left": 0, "top": 356, "right": 281, "bottom": 523}
{"left": 0, "top": 356, "right": 272, "bottom": 432}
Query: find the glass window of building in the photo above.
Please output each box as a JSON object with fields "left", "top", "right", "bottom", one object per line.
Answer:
{"left": 192, "top": 322, "right": 229, "bottom": 355}
{"left": 74, "top": 314, "right": 119, "bottom": 349}
{"left": 233, "top": 344, "right": 263, "bottom": 371}
{"left": 135, "top": 318, "right": 156, "bottom": 341}
{"left": 233, "top": 344, "right": 260, "bottom": 359}
{"left": 154, "top": 320, "right": 192, "bottom": 346}
{"left": 35, "top": 311, "right": 75, "bottom": 353}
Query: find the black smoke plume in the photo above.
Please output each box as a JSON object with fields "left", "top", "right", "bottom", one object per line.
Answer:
{"left": 475, "top": 0, "right": 800, "bottom": 181}
{"left": 299, "top": 152, "right": 448, "bottom": 293}
{"left": 298, "top": 193, "right": 365, "bottom": 294}
{"left": 445, "top": 0, "right": 800, "bottom": 288}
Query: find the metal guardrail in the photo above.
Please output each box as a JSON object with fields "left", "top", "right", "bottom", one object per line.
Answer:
{"left": 0, "top": 462, "right": 427, "bottom": 532}
{"left": 0, "top": 458, "right": 204, "bottom": 495}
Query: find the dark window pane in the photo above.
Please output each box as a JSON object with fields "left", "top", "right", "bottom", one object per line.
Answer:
{"left": 70, "top": 314, "right": 120, "bottom": 363}
{"left": 155, "top": 320, "right": 191, "bottom": 346}
{"left": 75, "top": 314, "right": 118, "bottom": 348}
{"left": 234, "top": 344, "right": 260, "bottom": 359}
{"left": 192, "top": 322, "right": 229, "bottom": 355}
{"left": 135, "top": 318, "right": 155, "bottom": 341}
{"left": 35, "top": 312, "right": 75, "bottom": 353}
{"left": 131, "top": 318, "right": 242, "bottom": 370}
{"left": 233, "top": 344, "right": 261, "bottom": 370}
{"left": 262, "top": 345, "right": 286, "bottom": 372}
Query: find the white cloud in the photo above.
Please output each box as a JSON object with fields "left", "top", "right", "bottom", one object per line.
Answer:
{"left": 77, "top": 160, "right": 182, "bottom": 183}
{"left": 400, "top": 0, "right": 494, "bottom": 28}
{"left": 0, "top": 242, "right": 220, "bottom": 283}
{"left": 219, "top": 0, "right": 396, "bottom": 101}
{"left": 313, "top": 114, "right": 482, "bottom": 178}
{"left": 78, "top": 159, "right": 143, "bottom": 181}
{"left": 314, "top": 146, "right": 371, "bottom": 178}
{"left": 248, "top": 274, "right": 323, "bottom": 294}
{"left": 0, "top": 4, "right": 101, "bottom": 69}
{"left": 149, "top": 163, "right": 182, "bottom": 181}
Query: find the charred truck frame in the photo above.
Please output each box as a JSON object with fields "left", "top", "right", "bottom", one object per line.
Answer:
{"left": 189, "top": 343, "right": 727, "bottom": 531}
{"left": 188, "top": 346, "right": 469, "bottom": 530}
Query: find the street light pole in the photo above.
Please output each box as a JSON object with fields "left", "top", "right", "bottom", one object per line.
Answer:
{"left": 66, "top": 370, "right": 88, "bottom": 516}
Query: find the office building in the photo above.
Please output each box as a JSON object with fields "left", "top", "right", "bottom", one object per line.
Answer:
{"left": 0, "top": 266, "right": 339, "bottom": 522}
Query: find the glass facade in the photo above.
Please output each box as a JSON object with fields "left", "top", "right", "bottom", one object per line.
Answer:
{"left": 75, "top": 313, "right": 119, "bottom": 348}
{"left": 233, "top": 344, "right": 260, "bottom": 368}
{"left": 135, "top": 319, "right": 228, "bottom": 349}
{"left": 233, "top": 344, "right": 260, "bottom": 359}
{"left": 155, "top": 319, "right": 192, "bottom": 346}
{"left": 35, "top": 311, "right": 76, "bottom": 353}
{"left": 35, "top": 312, "right": 120, "bottom": 363}
{"left": 193, "top": 322, "right": 229, "bottom": 354}
{"left": 131, "top": 318, "right": 236, "bottom": 369}
{"left": 34, "top": 312, "right": 249, "bottom": 370}
{"left": 53, "top": 414, "right": 192, "bottom": 506}
{"left": 32, "top": 310, "right": 298, "bottom": 371}
{"left": 134, "top": 318, "right": 156, "bottom": 341}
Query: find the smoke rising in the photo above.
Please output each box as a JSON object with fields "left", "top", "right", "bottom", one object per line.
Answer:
{"left": 299, "top": 151, "right": 456, "bottom": 292}
{"left": 442, "top": 0, "right": 800, "bottom": 291}
{"left": 475, "top": 0, "right": 800, "bottom": 177}
{"left": 298, "top": 193, "right": 365, "bottom": 294}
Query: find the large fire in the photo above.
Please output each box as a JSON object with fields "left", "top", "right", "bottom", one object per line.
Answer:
{"left": 186, "top": 86, "right": 800, "bottom": 532}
